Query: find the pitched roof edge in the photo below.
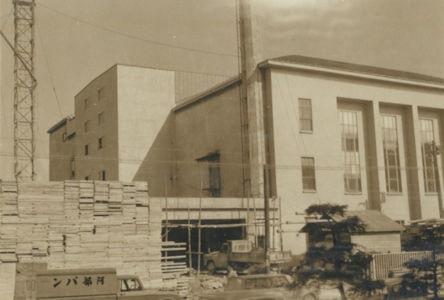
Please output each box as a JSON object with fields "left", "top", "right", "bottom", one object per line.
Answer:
{"left": 47, "top": 115, "right": 75, "bottom": 134}
{"left": 259, "top": 56, "right": 444, "bottom": 90}
{"left": 172, "top": 75, "right": 241, "bottom": 113}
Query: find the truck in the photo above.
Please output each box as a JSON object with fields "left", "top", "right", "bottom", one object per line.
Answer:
{"left": 14, "top": 264, "right": 180, "bottom": 300}
{"left": 203, "top": 240, "right": 291, "bottom": 274}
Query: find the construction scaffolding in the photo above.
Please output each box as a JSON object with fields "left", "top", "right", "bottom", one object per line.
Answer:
{"left": 161, "top": 171, "right": 283, "bottom": 274}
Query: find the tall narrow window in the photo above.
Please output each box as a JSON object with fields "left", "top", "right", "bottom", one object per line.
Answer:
{"left": 84, "top": 120, "right": 90, "bottom": 132}
{"left": 99, "top": 170, "right": 106, "bottom": 181}
{"left": 301, "top": 157, "right": 316, "bottom": 191}
{"left": 70, "top": 157, "right": 75, "bottom": 179}
{"left": 340, "top": 111, "right": 362, "bottom": 193}
{"left": 84, "top": 144, "right": 89, "bottom": 156}
{"left": 382, "top": 115, "right": 402, "bottom": 193}
{"left": 299, "top": 98, "right": 313, "bottom": 132}
{"left": 420, "top": 119, "right": 437, "bottom": 193}
{"left": 197, "top": 152, "right": 221, "bottom": 197}
{"left": 84, "top": 98, "right": 89, "bottom": 110}
{"left": 98, "top": 137, "right": 103, "bottom": 149}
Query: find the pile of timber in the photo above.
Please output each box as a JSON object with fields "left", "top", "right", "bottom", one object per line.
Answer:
{"left": 161, "top": 241, "right": 190, "bottom": 298}
{"left": 0, "top": 180, "right": 163, "bottom": 288}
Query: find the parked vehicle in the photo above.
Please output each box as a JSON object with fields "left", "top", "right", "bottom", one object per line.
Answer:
{"left": 14, "top": 266, "right": 180, "bottom": 300}
{"left": 203, "top": 240, "right": 291, "bottom": 274}
{"left": 199, "top": 273, "right": 342, "bottom": 300}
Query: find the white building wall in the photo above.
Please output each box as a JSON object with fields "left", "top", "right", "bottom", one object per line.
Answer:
{"left": 351, "top": 233, "right": 401, "bottom": 253}
{"left": 117, "top": 65, "right": 175, "bottom": 181}
{"left": 268, "top": 68, "right": 444, "bottom": 254}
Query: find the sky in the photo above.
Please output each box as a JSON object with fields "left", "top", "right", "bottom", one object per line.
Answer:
{"left": 1, "top": 0, "right": 443, "bottom": 180}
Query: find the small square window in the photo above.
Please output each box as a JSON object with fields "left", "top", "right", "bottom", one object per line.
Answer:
{"left": 98, "top": 111, "right": 104, "bottom": 125}
{"left": 98, "top": 87, "right": 105, "bottom": 101}
{"left": 85, "top": 175, "right": 90, "bottom": 180}
{"left": 84, "top": 144, "right": 89, "bottom": 156}
{"left": 98, "top": 137, "right": 103, "bottom": 149}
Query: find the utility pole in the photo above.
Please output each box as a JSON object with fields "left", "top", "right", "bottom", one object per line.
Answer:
{"left": 12, "top": 0, "right": 36, "bottom": 181}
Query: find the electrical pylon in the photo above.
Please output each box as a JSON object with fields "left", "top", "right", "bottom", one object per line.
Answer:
{"left": 13, "top": 0, "right": 36, "bottom": 181}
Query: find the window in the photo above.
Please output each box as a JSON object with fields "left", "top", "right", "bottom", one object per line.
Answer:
{"left": 301, "top": 157, "right": 316, "bottom": 191}
{"left": 340, "top": 111, "right": 362, "bottom": 193}
{"left": 84, "top": 144, "right": 89, "bottom": 156}
{"left": 98, "top": 137, "right": 103, "bottom": 149}
{"left": 85, "top": 175, "right": 89, "bottom": 180}
{"left": 299, "top": 98, "right": 313, "bottom": 132}
{"left": 84, "top": 98, "right": 89, "bottom": 110}
{"left": 98, "top": 87, "right": 105, "bottom": 101}
{"left": 382, "top": 115, "right": 402, "bottom": 193}
{"left": 121, "top": 279, "right": 141, "bottom": 291}
{"left": 70, "top": 157, "right": 75, "bottom": 179}
{"left": 420, "top": 119, "right": 438, "bottom": 193}
{"left": 98, "top": 111, "right": 104, "bottom": 125}
{"left": 84, "top": 120, "right": 90, "bottom": 132}
{"left": 99, "top": 170, "right": 106, "bottom": 181}
{"left": 197, "top": 152, "right": 221, "bottom": 197}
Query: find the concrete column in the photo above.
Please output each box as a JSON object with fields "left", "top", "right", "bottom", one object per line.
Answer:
{"left": 366, "top": 101, "right": 386, "bottom": 210}
{"left": 406, "top": 106, "right": 424, "bottom": 220}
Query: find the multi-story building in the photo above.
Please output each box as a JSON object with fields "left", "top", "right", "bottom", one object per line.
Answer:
{"left": 48, "top": 56, "right": 444, "bottom": 253}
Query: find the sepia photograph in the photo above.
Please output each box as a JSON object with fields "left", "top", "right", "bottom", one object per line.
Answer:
{"left": 0, "top": 0, "right": 443, "bottom": 299}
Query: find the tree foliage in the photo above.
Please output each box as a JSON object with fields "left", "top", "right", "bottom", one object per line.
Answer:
{"left": 397, "top": 222, "right": 444, "bottom": 299}
{"left": 296, "top": 204, "right": 384, "bottom": 299}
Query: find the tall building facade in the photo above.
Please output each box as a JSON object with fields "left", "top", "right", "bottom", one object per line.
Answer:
{"left": 48, "top": 56, "right": 444, "bottom": 253}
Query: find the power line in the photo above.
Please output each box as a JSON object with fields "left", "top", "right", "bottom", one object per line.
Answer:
{"left": 35, "top": 27, "right": 63, "bottom": 118}
{"left": 36, "top": 1, "right": 238, "bottom": 59}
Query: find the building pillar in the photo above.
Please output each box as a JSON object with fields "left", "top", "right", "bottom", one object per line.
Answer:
{"left": 366, "top": 101, "right": 386, "bottom": 210}
{"left": 406, "top": 105, "right": 423, "bottom": 220}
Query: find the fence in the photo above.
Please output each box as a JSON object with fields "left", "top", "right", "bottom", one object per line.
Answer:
{"left": 370, "top": 251, "right": 433, "bottom": 280}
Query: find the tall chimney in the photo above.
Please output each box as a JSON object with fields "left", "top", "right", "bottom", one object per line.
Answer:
{"left": 239, "top": 0, "right": 266, "bottom": 198}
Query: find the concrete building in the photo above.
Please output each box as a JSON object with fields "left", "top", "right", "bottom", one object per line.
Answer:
{"left": 48, "top": 56, "right": 444, "bottom": 254}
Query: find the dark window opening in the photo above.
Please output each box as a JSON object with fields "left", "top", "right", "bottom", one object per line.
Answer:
{"left": 99, "top": 170, "right": 106, "bottom": 181}
{"left": 196, "top": 151, "right": 221, "bottom": 197}
{"left": 301, "top": 157, "right": 316, "bottom": 191}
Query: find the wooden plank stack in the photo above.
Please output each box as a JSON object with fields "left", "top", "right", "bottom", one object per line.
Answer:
{"left": 0, "top": 181, "right": 19, "bottom": 262}
{"left": 0, "top": 180, "right": 163, "bottom": 288}
{"left": 161, "top": 241, "right": 190, "bottom": 298}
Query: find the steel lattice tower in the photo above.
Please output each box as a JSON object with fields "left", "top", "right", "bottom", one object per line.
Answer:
{"left": 13, "top": 0, "right": 36, "bottom": 181}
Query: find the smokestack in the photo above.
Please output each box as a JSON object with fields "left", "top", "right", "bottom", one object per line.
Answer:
{"left": 238, "top": 0, "right": 267, "bottom": 198}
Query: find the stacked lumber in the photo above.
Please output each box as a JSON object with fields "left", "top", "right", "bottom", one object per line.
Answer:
{"left": 0, "top": 180, "right": 163, "bottom": 288}
{"left": 0, "top": 181, "right": 18, "bottom": 262}
{"left": 161, "top": 241, "right": 190, "bottom": 297}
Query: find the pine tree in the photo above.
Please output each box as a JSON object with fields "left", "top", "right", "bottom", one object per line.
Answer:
{"left": 296, "top": 204, "right": 384, "bottom": 299}
{"left": 398, "top": 222, "right": 444, "bottom": 299}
